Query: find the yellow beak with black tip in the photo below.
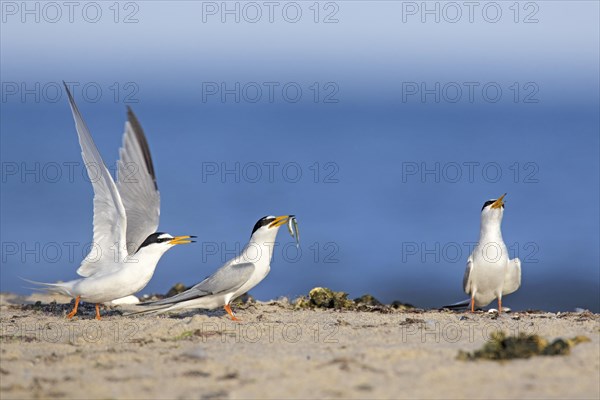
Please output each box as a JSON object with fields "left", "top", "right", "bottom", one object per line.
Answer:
{"left": 491, "top": 193, "right": 507, "bottom": 209}
{"left": 269, "top": 215, "right": 292, "bottom": 229}
{"left": 169, "top": 235, "right": 197, "bottom": 245}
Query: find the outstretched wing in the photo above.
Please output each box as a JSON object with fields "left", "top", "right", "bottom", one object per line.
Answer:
{"left": 116, "top": 107, "right": 160, "bottom": 254}
{"left": 463, "top": 255, "right": 473, "bottom": 294}
{"left": 148, "top": 262, "right": 255, "bottom": 306}
{"left": 63, "top": 83, "right": 128, "bottom": 277}
{"left": 503, "top": 258, "right": 522, "bottom": 295}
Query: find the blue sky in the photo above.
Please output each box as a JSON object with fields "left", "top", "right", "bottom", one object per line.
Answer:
{"left": 1, "top": 1, "right": 599, "bottom": 311}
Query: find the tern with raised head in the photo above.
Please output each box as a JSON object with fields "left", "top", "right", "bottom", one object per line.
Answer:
{"left": 463, "top": 194, "right": 521, "bottom": 313}
{"left": 26, "top": 83, "right": 194, "bottom": 320}
{"left": 133, "top": 215, "right": 298, "bottom": 320}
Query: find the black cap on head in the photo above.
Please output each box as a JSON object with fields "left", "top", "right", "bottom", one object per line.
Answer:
{"left": 251, "top": 216, "right": 275, "bottom": 236}
{"left": 136, "top": 232, "right": 171, "bottom": 253}
{"left": 481, "top": 200, "right": 505, "bottom": 211}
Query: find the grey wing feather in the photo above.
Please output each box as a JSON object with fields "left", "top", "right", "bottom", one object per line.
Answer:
{"left": 503, "top": 258, "right": 521, "bottom": 295}
{"left": 63, "top": 83, "right": 128, "bottom": 277}
{"left": 117, "top": 107, "right": 160, "bottom": 254}
{"left": 463, "top": 256, "right": 473, "bottom": 294}
{"left": 149, "top": 263, "right": 255, "bottom": 306}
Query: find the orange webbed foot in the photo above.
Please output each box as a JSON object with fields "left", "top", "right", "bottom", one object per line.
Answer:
{"left": 66, "top": 296, "right": 81, "bottom": 319}
{"left": 224, "top": 304, "right": 240, "bottom": 322}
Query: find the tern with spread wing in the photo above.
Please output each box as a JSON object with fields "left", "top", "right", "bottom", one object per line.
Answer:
{"left": 133, "top": 215, "right": 298, "bottom": 320}
{"left": 463, "top": 194, "right": 521, "bottom": 313}
{"left": 27, "top": 83, "right": 194, "bottom": 320}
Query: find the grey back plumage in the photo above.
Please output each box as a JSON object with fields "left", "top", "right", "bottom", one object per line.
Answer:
{"left": 502, "top": 258, "right": 522, "bottom": 295}
{"left": 463, "top": 256, "right": 473, "bottom": 294}
{"left": 148, "top": 262, "right": 255, "bottom": 306}
{"left": 117, "top": 108, "right": 161, "bottom": 255}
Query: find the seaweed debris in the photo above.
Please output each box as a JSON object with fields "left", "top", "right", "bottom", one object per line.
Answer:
{"left": 458, "top": 331, "right": 591, "bottom": 361}
{"left": 165, "top": 283, "right": 189, "bottom": 297}
{"left": 295, "top": 287, "right": 415, "bottom": 312}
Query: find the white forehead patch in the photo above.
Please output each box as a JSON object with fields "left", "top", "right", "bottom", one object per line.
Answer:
{"left": 158, "top": 233, "right": 173, "bottom": 240}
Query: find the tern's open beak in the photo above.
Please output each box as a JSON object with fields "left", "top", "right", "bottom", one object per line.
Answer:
{"left": 169, "top": 235, "right": 196, "bottom": 245}
{"left": 491, "top": 193, "right": 507, "bottom": 209}
{"left": 269, "top": 215, "right": 291, "bottom": 228}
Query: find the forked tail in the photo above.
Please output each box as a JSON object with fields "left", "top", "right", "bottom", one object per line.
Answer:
{"left": 124, "top": 303, "right": 172, "bottom": 317}
{"left": 20, "top": 277, "right": 75, "bottom": 298}
{"left": 439, "top": 298, "right": 471, "bottom": 311}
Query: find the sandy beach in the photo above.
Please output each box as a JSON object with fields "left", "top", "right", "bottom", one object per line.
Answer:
{"left": 1, "top": 292, "right": 598, "bottom": 400}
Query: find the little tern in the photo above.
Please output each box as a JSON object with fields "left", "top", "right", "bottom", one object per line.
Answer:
{"left": 463, "top": 194, "right": 521, "bottom": 313}
{"left": 27, "top": 83, "right": 194, "bottom": 320}
{"left": 133, "top": 215, "right": 296, "bottom": 320}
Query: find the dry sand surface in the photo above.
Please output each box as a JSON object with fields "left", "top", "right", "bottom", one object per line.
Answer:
{"left": 1, "top": 292, "right": 599, "bottom": 400}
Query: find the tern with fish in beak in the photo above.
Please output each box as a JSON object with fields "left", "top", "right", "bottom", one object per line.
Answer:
{"left": 132, "top": 215, "right": 299, "bottom": 320}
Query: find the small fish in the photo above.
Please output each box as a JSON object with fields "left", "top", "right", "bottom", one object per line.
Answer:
{"left": 292, "top": 217, "right": 300, "bottom": 248}
{"left": 287, "top": 216, "right": 300, "bottom": 248}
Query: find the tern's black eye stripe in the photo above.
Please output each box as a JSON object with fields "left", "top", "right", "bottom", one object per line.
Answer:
{"left": 481, "top": 200, "right": 505, "bottom": 211}
{"left": 482, "top": 200, "right": 495, "bottom": 211}
{"left": 251, "top": 216, "right": 275, "bottom": 235}
{"left": 136, "top": 232, "right": 168, "bottom": 253}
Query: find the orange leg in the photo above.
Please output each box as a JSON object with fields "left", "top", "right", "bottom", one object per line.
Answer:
{"left": 66, "top": 296, "right": 81, "bottom": 319}
{"left": 95, "top": 304, "right": 102, "bottom": 320}
{"left": 224, "top": 304, "right": 240, "bottom": 321}
{"left": 470, "top": 296, "right": 475, "bottom": 313}
{"left": 498, "top": 297, "right": 502, "bottom": 314}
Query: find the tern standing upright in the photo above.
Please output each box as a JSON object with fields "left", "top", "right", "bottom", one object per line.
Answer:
{"left": 463, "top": 194, "right": 521, "bottom": 312}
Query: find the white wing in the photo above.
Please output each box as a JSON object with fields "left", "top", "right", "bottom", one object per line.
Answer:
{"left": 503, "top": 258, "right": 521, "bottom": 295}
{"left": 117, "top": 107, "right": 160, "bottom": 254}
{"left": 63, "top": 83, "right": 128, "bottom": 277}
{"left": 463, "top": 255, "right": 473, "bottom": 294}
